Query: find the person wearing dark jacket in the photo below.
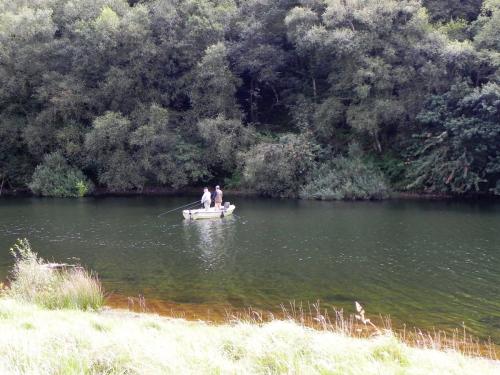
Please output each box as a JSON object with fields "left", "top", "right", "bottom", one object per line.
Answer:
{"left": 214, "top": 185, "right": 223, "bottom": 209}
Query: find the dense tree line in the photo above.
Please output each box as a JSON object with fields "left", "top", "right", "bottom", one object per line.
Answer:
{"left": 0, "top": 0, "right": 498, "bottom": 198}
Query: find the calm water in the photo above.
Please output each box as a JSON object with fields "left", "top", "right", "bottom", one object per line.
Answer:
{"left": 0, "top": 197, "right": 499, "bottom": 341}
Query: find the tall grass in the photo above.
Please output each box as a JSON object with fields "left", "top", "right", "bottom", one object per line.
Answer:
{"left": 224, "top": 301, "right": 498, "bottom": 360}
{"left": 7, "top": 239, "right": 104, "bottom": 310}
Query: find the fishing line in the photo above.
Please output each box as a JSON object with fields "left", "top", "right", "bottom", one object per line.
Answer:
{"left": 157, "top": 201, "right": 200, "bottom": 217}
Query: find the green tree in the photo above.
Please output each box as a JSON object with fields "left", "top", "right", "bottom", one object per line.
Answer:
{"left": 240, "top": 134, "right": 317, "bottom": 197}
{"left": 407, "top": 82, "right": 500, "bottom": 194}
{"left": 284, "top": 0, "right": 456, "bottom": 153}
{"left": 228, "top": 0, "right": 289, "bottom": 123}
{"left": 29, "top": 152, "right": 92, "bottom": 197}
{"left": 198, "top": 115, "right": 255, "bottom": 175}
{"left": 130, "top": 104, "right": 209, "bottom": 188}
{"left": 190, "top": 42, "right": 241, "bottom": 118}
{"left": 473, "top": 0, "right": 500, "bottom": 52}
{"left": 0, "top": 115, "right": 32, "bottom": 190}
{"left": 423, "top": 0, "right": 483, "bottom": 22}
{"left": 85, "top": 111, "right": 143, "bottom": 191}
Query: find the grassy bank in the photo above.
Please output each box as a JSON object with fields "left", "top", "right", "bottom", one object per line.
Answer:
{"left": 0, "top": 298, "right": 498, "bottom": 375}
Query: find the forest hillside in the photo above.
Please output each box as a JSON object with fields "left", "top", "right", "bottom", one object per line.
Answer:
{"left": 0, "top": 0, "right": 498, "bottom": 198}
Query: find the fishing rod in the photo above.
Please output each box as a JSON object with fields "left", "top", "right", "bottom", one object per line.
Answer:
{"left": 157, "top": 200, "right": 200, "bottom": 217}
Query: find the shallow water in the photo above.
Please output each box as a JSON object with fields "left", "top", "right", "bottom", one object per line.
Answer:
{"left": 1, "top": 197, "right": 499, "bottom": 342}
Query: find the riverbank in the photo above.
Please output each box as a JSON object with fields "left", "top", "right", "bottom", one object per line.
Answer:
{"left": 0, "top": 298, "right": 498, "bottom": 375}
{"left": 2, "top": 185, "right": 499, "bottom": 201}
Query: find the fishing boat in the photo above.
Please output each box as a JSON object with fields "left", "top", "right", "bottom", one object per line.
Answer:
{"left": 183, "top": 204, "right": 236, "bottom": 220}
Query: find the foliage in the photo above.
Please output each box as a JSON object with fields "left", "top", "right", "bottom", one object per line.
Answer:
{"left": 473, "top": 0, "right": 500, "bottom": 51}
{"left": 423, "top": 0, "right": 483, "bottom": 22}
{"left": 0, "top": 116, "right": 33, "bottom": 190}
{"left": 190, "top": 42, "right": 242, "bottom": 119}
{"left": 198, "top": 115, "right": 256, "bottom": 175}
{"left": 240, "top": 134, "right": 316, "bottom": 198}
{"left": 0, "top": 0, "right": 498, "bottom": 197}
{"left": 75, "top": 180, "right": 90, "bottom": 197}
{"left": 130, "top": 104, "right": 209, "bottom": 189}
{"left": 370, "top": 153, "right": 407, "bottom": 188}
{"left": 407, "top": 82, "right": 500, "bottom": 195}
{"left": 7, "top": 239, "right": 104, "bottom": 310}
{"left": 29, "top": 152, "right": 93, "bottom": 197}
{"left": 300, "top": 144, "right": 390, "bottom": 200}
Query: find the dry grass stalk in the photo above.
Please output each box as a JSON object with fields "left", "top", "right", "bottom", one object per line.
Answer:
{"left": 215, "top": 299, "right": 498, "bottom": 360}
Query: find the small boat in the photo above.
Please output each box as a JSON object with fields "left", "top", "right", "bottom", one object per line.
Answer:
{"left": 183, "top": 204, "right": 236, "bottom": 220}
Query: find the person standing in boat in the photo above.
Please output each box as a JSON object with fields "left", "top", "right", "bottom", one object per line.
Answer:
{"left": 201, "top": 187, "right": 211, "bottom": 210}
{"left": 214, "top": 185, "right": 223, "bottom": 210}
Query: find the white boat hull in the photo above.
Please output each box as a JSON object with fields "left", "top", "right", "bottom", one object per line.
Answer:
{"left": 183, "top": 205, "right": 236, "bottom": 220}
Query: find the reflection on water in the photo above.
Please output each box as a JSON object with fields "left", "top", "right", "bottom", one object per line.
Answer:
{"left": 0, "top": 197, "right": 500, "bottom": 343}
{"left": 182, "top": 216, "right": 236, "bottom": 271}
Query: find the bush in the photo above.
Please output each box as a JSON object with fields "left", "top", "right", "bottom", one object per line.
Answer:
{"left": 29, "top": 152, "right": 93, "bottom": 197}
{"left": 300, "top": 144, "right": 389, "bottom": 200}
{"left": 370, "top": 153, "right": 406, "bottom": 188}
{"left": 7, "top": 239, "right": 104, "bottom": 310}
{"left": 240, "top": 134, "right": 316, "bottom": 197}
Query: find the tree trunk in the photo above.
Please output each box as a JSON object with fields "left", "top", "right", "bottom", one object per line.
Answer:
{"left": 250, "top": 78, "right": 255, "bottom": 123}
{"left": 373, "top": 131, "right": 382, "bottom": 153}
{"left": 309, "top": 57, "right": 317, "bottom": 103}
{"left": 312, "top": 75, "right": 317, "bottom": 103}
{"left": 270, "top": 84, "right": 279, "bottom": 106}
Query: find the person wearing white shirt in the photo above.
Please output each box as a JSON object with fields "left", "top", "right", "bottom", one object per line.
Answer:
{"left": 201, "top": 187, "right": 211, "bottom": 210}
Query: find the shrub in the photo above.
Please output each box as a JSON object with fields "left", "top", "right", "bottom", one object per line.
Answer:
{"left": 75, "top": 180, "right": 89, "bottom": 196}
{"left": 300, "top": 144, "right": 389, "bottom": 200}
{"left": 369, "top": 153, "right": 406, "bottom": 188}
{"left": 29, "top": 152, "right": 93, "bottom": 197}
{"left": 239, "top": 134, "right": 317, "bottom": 197}
{"left": 8, "top": 239, "right": 104, "bottom": 310}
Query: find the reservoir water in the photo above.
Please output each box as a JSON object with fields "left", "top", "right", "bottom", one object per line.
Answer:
{"left": 0, "top": 197, "right": 499, "bottom": 342}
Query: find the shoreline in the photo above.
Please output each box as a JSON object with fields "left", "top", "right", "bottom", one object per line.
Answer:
{"left": 1, "top": 186, "right": 499, "bottom": 201}
{"left": 105, "top": 293, "right": 500, "bottom": 359}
